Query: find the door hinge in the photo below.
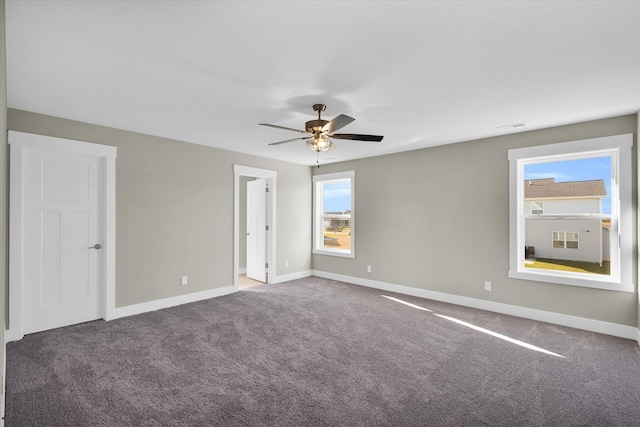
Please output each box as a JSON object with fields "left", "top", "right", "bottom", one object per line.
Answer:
{"left": 265, "top": 186, "right": 270, "bottom": 193}
{"left": 265, "top": 225, "right": 269, "bottom": 231}
{"left": 265, "top": 263, "right": 269, "bottom": 268}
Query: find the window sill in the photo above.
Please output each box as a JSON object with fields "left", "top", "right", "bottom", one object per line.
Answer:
{"left": 313, "top": 248, "right": 355, "bottom": 258}
{"left": 508, "top": 269, "right": 633, "bottom": 293}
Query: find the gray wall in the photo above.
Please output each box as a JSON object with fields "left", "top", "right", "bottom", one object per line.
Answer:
{"left": 312, "top": 115, "right": 638, "bottom": 327}
{"left": 1, "top": 0, "right": 8, "bottom": 409}
{"left": 7, "top": 109, "right": 312, "bottom": 308}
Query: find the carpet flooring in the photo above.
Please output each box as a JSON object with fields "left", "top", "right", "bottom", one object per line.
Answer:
{"left": 6, "top": 277, "right": 640, "bottom": 426}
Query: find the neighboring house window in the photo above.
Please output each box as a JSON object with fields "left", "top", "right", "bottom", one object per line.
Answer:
{"left": 531, "top": 201, "right": 544, "bottom": 214}
{"left": 552, "top": 231, "right": 578, "bottom": 249}
{"left": 566, "top": 232, "right": 579, "bottom": 249}
{"left": 508, "top": 134, "right": 633, "bottom": 292}
{"left": 313, "top": 171, "right": 355, "bottom": 258}
{"left": 552, "top": 231, "right": 565, "bottom": 249}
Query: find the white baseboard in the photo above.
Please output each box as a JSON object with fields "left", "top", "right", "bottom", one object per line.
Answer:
{"left": 113, "top": 286, "right": 235, "bottom": 319}
{"left": 311, "top": 270, "right": 639, "bottom": 342}
{"left": 273, "top": 270, "right": 312, "bottom": 284}
{"left": 238, "top": 267, "right": 247, "bottom": 274}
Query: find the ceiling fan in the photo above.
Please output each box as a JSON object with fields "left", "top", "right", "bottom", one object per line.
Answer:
{"left": 259, "top": 104, "right": 384, "bottom": 152}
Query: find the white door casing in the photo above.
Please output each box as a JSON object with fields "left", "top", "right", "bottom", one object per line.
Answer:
{"left": 246, "top": 179, "right": 267, "bottom": 282}
{"left": 233, "top": 165, "right": 276, "bottom": 291}
{"left": 8, "top": 131, "right": 117, "bottom": 341}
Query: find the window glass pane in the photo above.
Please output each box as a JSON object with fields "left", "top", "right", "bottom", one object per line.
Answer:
{"left": 524, "top": 157, "right": 611, "bottom": 215}
{"left": 524, "top": 156, "right": 611, "bottom": 276}
{"left": 321, "top": 181, "right": 351, "bottom": 251}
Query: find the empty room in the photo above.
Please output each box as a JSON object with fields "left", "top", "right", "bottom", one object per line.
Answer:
{"left": 0, "top": 1, "right": 639, "bottom": 426}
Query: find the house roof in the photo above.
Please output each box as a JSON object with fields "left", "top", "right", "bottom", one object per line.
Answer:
{"left": 524, "top": 178, "right": 607, "bottom": 199}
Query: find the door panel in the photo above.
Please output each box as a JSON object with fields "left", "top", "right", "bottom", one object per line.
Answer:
{"left": 246, "top": 179, "right": 267, "bottom": 282}
{"left": 23, "top": 149, "right": 101, "bottom": 334}
{"left": 41, "top": 211, "right": 62, "bottom": 306}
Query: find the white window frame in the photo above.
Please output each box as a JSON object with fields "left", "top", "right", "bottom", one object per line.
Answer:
{"left": 313, "top": 171, "right": 355, "bottom": 258}
{"left": 508, "top": 134, "right": 633, "bottom": 292}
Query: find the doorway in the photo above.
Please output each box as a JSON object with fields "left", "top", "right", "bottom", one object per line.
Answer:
{"left": 8, "top": 131, "right": 117, "bottom": 341}
{"left": 233, "top": 166, "right": 277, "bottom": 291}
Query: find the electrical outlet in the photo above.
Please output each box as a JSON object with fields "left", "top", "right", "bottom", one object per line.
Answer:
{"left": 285, "top": 261, "right": 289, "bottom": 268}
{"left": 484, "top": 281, "right": 491, "bottom": 291}
{"left": 367, "top": 265, "right": 372, "bottom": 273}
{"left": 181, "top": 276, "right": 188, "bottom": 286}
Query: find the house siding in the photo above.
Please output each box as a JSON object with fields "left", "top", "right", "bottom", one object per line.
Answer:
{"left": 525, "top": 198, "right": 601, "bottom": 215}
{"left": 525, "top": 218, "right": 604, "bottom": 263}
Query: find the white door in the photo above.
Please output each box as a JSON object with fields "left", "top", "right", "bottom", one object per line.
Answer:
{"left": 22, "top": 148, "right": 103, "bottom": 334}
{"left": 246, "top": 179, "right": 267, "bottom": 282}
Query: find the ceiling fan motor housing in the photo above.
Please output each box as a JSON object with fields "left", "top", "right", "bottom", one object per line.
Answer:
{"left": 306, "top": 119, "right": 329, "bottom": 133}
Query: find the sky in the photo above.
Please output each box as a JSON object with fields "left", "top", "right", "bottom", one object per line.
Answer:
{"left": 524, "top": 156, "right": 611, "bottom": 214}
{"left": 323, "top": 182, "right": 351, "bottom": 212}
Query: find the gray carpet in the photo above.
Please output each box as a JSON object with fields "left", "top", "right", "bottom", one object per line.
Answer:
{"left": 6, "top": 277, "right": 640, "bottom": 426}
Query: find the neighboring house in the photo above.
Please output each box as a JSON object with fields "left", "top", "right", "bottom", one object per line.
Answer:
{"left": 524, "top": 178, "right": 608, "bottom": 263}
{"left": 324, "top": 210, "right": 351, "bottom": 231}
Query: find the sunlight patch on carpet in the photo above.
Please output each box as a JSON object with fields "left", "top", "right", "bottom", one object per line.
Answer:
{"left": 381, "top": 295, "right": 433, "bottom": 312}
{"left": 382, "top": 295, "right": 564, "bottom": 358}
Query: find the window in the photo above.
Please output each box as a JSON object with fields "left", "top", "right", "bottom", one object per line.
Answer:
{"left": 313, "top": 171, "right": 355, "bottom": 258}
{"left": 508, "top": 134, "right": 633, "bottom": 292}
{"left": 552, "top": 231, "right": 578, "bottom": 249}
{"left": 552, "top": 231, "right": 565, "bottom": 249}
{"left": 566, "top": 232, "right": 579, "bottom": 249}
{"left": 531, "top": 201, "right": 544, "bottom": 214}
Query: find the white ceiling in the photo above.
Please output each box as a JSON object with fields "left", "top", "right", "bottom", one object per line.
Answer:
{"left": 5, "top": 1, "right": 640, "bottom": 166}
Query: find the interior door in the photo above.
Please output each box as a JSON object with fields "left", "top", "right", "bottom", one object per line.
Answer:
{"left": 246, "top": 178, "right": 267, "bottom": 282}
{"left": 22, "top": 148, "right": 103, "bottom": 334}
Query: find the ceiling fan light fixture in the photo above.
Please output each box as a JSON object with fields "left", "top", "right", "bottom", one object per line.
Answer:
{"left": 307, "top": 134, "right": 333, "bottom": 152}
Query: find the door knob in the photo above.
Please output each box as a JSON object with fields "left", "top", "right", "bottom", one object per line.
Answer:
{"left": 89, "top": 244, "right": 102, "bottom": 250}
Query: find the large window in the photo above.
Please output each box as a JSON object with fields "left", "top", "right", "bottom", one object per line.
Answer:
{"left": 313, "top": 171, "right": 355, "bottom": 258}
{"left": 508, "top": 134, "right": 632, "bottom": 292}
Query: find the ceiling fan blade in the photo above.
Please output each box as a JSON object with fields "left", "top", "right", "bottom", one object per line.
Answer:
{"left": 330, "top": 133, "right": 384, "bottom": 142}
{"left": 323, "top": 114, "right": 355, "bottom": 133}
{"left": 259, "top": 123, "right": 309, "bottom": 134}
{"left": 268, "top": 137, "right": 312, "bottom": 146}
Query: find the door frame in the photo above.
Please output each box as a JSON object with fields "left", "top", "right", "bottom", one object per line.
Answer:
{"left": 7, "top": 131, "right": 117, "bottom": 342}
{"left": 233, "top": 165, "right": 276, "bottom": 291}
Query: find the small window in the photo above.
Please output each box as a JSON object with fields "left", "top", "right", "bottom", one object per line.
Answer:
{"left": 566, "top": 232, "right": 579, "bottom": 249}
{"left": 552, "top": 231, "right": 578, "bottom": 249}
{"left": 531, "top": 201, "right": 544, "bottom": 214}
{"left": 552, "top": 231, "right": 565, "bottom": 248}
{"left": 313, "top": 171, "right": 355, "bottom": 258}
{"left": 508, "top": 134, "right": 633, "bottom": 292}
